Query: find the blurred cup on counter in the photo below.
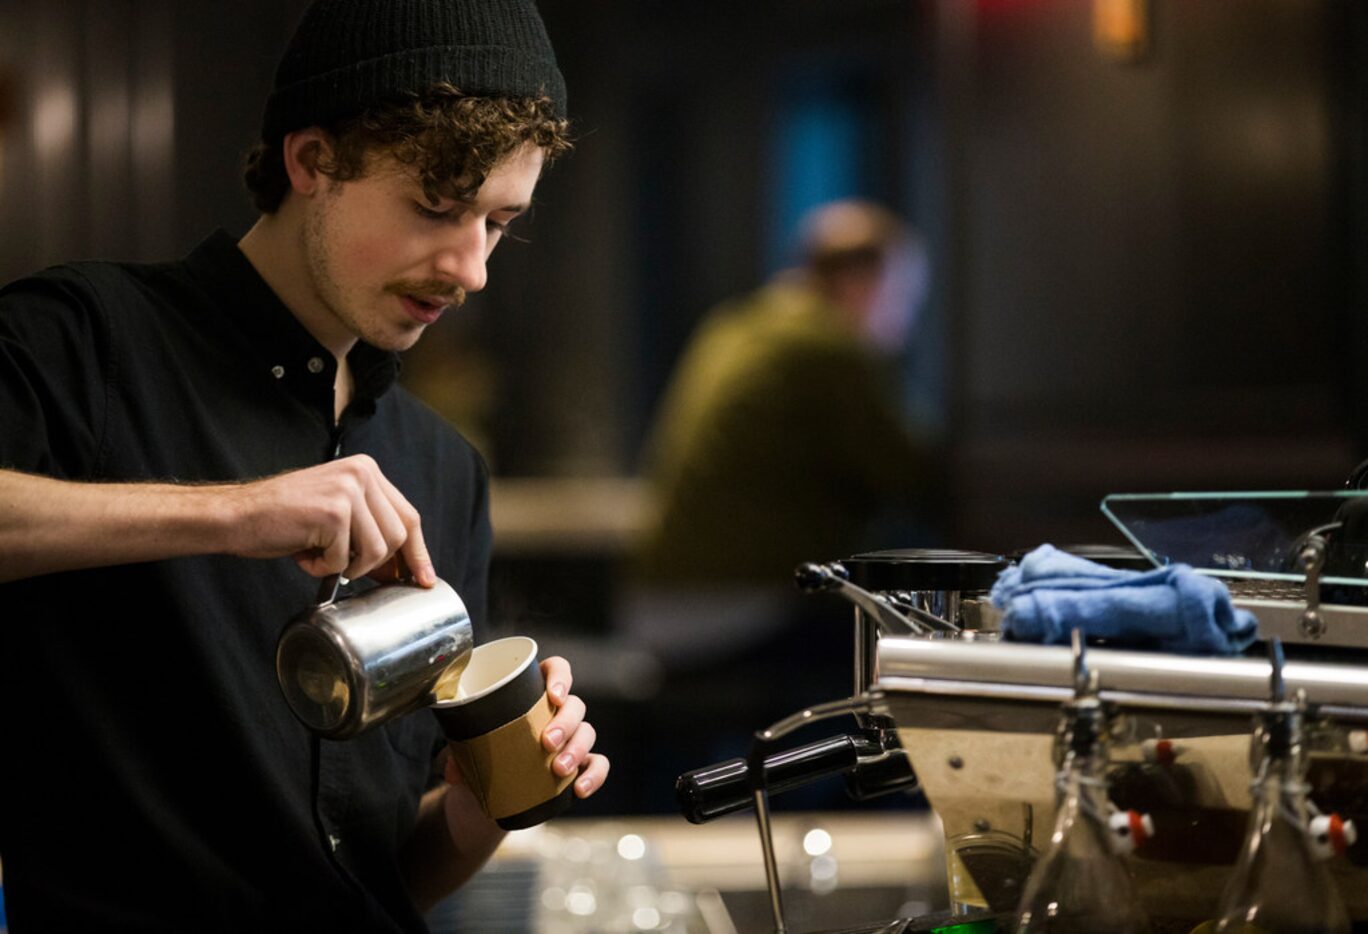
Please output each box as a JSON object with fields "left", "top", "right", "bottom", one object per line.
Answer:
{"left": 944, "top": 829, "right": 1036, "bottom": 914}
{"left": 431, "top": 636, "right": 575, "bottom": 829}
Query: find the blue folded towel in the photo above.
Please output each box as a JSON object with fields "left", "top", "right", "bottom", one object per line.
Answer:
{"left": 991, "top": 544, "right": 1258, "bottom": 655}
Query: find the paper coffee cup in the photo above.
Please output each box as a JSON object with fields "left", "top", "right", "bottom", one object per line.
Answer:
{"left": 430, "top": 636, "right": 575, "bottom": 830}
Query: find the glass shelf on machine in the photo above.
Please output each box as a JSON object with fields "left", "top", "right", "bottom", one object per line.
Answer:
{"left": 1100, "top": 490, "right": 1368, "bottom": 593}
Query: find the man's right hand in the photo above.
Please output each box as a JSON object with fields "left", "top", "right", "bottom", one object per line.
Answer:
{"left": 224, "top": 455, "right": 435, "bottom": 586}
{"left": 0, "top": 458, "right": 433, "bottom": 585}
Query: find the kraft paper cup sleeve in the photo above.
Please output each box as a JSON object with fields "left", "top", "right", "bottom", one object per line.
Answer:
{"left": 446, "top": 694, "right": 576, "bottom": 829}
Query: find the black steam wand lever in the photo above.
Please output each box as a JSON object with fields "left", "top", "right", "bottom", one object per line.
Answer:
{"left": 676, "top": 732, "right": 884, "bottom": 824}
{"left": 794, "top": 561, "right": 960, "bottom": 634}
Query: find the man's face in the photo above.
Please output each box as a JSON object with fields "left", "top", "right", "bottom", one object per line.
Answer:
{"left": 300, "top": 142, "right": 545, "bottom": 352}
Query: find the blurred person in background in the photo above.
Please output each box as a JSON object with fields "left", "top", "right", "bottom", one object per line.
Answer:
{"left": 0, "top": 0, "right": 606, "bottom": 929}
{"left": 624, "top": 199, "right": 937, "bottom": 805}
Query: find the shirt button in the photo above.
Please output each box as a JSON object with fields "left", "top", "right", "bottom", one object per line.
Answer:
{"left": 328, "top": 834, "right": 341, "bottom": 852}
{"left": 270, "top": 365, "right": 285, "bottom": 379}
{"left": 307, "top": 356, "right": 325, "bottom": 374}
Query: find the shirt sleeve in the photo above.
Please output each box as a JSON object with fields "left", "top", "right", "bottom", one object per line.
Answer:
{"left": 0, "top": 270, "right": 113, "bottom": 479}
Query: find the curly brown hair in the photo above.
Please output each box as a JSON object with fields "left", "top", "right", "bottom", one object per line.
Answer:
{"left": 243, "top": 83, "right": 572, "bottom": 213}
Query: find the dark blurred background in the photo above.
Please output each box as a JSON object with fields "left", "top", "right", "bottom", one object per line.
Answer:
{"left": 3, "top": 0, "right": 1368, "bottom": 813}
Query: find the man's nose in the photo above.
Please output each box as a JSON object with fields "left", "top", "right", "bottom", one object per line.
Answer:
{"left": 432, "top": 225, "right": 488, "bottom": 293}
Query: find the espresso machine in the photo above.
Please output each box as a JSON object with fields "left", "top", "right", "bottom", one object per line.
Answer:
{"left": 676, "top": 492, "right": 1368, "bottom": 933}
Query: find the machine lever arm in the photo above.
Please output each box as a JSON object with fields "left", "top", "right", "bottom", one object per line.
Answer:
{"left": 794, "top": 561, "right": 958, "bottom": 633}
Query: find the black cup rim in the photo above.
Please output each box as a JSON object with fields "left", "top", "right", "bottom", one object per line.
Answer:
{"left": 431, "top": 636, "right": 543, "bottom": 741}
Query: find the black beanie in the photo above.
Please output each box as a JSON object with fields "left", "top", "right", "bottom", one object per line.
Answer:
{"left": 261, "top": 0, "right": 566, "bottom": 145}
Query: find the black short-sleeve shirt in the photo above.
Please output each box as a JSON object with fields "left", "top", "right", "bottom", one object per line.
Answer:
{"left": 0, "top": 231, "right": 493, "bottom": 932}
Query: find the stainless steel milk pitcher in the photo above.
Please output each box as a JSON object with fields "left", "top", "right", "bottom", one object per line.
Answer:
{"left": 276, "top": 575, "right": 474, "bottom": 739}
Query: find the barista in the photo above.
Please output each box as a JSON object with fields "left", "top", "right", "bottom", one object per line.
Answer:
{"left": 0, "top": 0, "right": 606, "bottom": 928}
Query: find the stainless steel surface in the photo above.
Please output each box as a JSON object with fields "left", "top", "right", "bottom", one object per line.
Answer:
{"left": 887, "top": 590, "right": 962, "bottom": 633}
{"left": 877, "top": 677, "right": 1278, "bottom": 738}
{"left": 752, "top": 787, "right": 786, "bottom": 934}
{"left": 1297, "top": 533, "right": 1329, "bottom": 639}
{"left": 1235, "top": 596, "right": 1368, "bottom": 648}
{"left": 877, "top": 637, "right": 1368, "bottom": 710}
{"left": 756, "top": 694, "right": 880, "bottom": 744}
{"left": 276, "top": 578, "right": 473, "bottom": 739}
{"left": 795, "top": 560, "right": 972, "bottom": 729}
{"left": 855, "top": 607, "right": 876, "bottom": 699}
{"left": 805, "top": 559, "right": 1005, "bottom": 703}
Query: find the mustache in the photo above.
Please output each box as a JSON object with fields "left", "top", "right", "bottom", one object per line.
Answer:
{"left": 383, "top": 280, "right": 466, "bottom": 307}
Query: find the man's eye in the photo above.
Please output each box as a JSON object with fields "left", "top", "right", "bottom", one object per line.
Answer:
{"left": 486, "top": 219, "right": 509, "bottom": 235}
{"left": 413, "top": 202, "right": 449, "bottom": 220}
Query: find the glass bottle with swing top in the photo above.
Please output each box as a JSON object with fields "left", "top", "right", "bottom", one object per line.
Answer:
{"left": 1213, "top": 640, "right": 1352, "bottom": 934}
{"left": 1015, "top": 630, "right": 1151, "bottom": 933}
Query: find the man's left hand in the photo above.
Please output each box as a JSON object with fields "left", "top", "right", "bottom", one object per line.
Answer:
{"left": 538, "top": 656, "right": 610, "bottom": 798}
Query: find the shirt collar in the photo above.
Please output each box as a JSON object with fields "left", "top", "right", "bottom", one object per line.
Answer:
{"left": 182, "top": 230, "right": 401, "bottom": 413}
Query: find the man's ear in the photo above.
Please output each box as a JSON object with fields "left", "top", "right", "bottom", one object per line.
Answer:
{"left": 282, "top": 128, "right": 333, "bottom": 198}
